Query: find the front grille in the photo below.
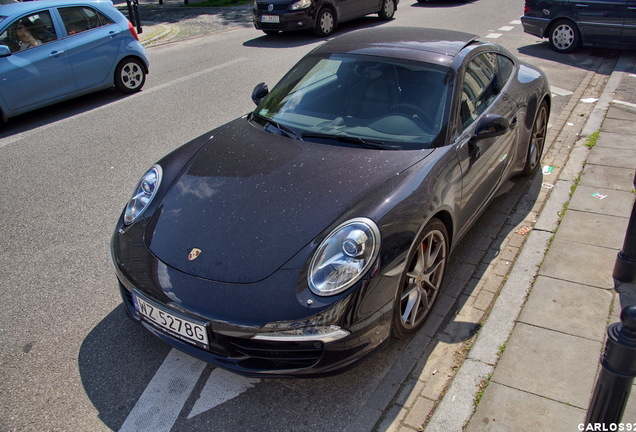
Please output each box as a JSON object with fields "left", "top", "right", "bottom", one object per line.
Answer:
{"left": 230, "top": 338, "right": 323, "bottom": 370}
{"left": 256, "top": 3, "right": 289, "bottom": 11}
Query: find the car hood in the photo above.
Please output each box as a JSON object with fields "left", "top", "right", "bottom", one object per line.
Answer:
{"left": 145, "top": 117, "right": 433, "bottom": 283}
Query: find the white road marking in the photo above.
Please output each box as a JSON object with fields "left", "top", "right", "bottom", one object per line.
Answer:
{"left": 187, "top": 368, "right": 260, "bottom": 419}
{"left": 510, "top": 20, "right": 522, "bottom": 25}
{"left": 119, "top": 349, "right": 206, "bottom": 432}
{"left": 498, "top": 26, "right": 514, "bottom": 31}
{"left": 551, "top": 86, "right": 574, "bottom": 97}
{"left": 485, "top": 33, "right": 502, "bottom": 39}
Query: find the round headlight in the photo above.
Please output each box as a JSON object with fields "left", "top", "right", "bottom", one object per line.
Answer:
{"left": 290, "top": 0, "right": 311, "bottom": 10}
{"left": 308, "top": 218, "right": 380, "bottom": 296}
{"left": 123, "top": 165, "right": 162, "bottom": 225}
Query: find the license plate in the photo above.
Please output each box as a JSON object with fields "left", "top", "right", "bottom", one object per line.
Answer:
{"left": 133, "top": 291, "right": 209, "bottom": 350}
{"left": 261, "top": 15, "right": 279, "bottom": 23}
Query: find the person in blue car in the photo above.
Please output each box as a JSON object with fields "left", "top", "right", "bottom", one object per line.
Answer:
{"left": 15, "top": 20, "right": 41, "bottom": 51}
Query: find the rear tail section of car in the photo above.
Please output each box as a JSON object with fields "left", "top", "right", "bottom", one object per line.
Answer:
{"left": 127, "top": 20, "right": 139, "bottom": 41}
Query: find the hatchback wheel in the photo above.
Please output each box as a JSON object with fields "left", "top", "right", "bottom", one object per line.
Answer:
{"left": 549, "top": 19, "right": 580, "bottom": 53}
{"left": 523, "top": 101, "right": 549, "bottom": 176}
{"left": 115, "top": 58, "right": 146, "bottom": 93}
{"left": 314, "top": 8, "right": 335, "bottom": 37}
{"left": 378, "top": 0, "right": 395, "bottom": 20}
{"left": 392, "top": 218, "right": 448, "bottom": 338}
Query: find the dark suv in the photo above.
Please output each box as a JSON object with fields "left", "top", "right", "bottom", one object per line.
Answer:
{"left": 521, "top": 0, "right": 636, "bottom": 53}
{"left": 252, "top": 0, "right": 397, "bottom": 37}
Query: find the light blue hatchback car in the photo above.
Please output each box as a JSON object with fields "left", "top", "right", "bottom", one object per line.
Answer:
{"left": 0, "top": 0, "right": 149, "bottom": 122}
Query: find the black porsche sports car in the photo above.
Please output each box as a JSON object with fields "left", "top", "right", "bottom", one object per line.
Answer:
{"left": 111, "top": 27, "right": 550, "bottom": 377}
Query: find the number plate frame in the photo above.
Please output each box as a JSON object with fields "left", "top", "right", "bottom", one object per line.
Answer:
{"left": 261, "top": 15, "right": 280, "bottom": 23}
{"left": 132, "top": 291, "right": 210, "bottom": 350}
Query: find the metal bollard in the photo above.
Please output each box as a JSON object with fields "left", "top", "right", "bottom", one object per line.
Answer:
{"left": 613, "top": 172, "right": 636, "bottom": 283}
{"left": 585, "top": 305, "right": 636, "bottom": 426}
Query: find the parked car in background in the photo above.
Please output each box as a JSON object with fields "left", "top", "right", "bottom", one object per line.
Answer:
{"left": 252, "top": 0, "right": 397, "bottom": 37}
{"left": 111, "top": 27, "right": 550, "bottom": 377}
{"left": 521, "top": 0, "right": 636, "bottom": 53}
{"left": 0, "top": 0, "right": 149, "bottom": 123}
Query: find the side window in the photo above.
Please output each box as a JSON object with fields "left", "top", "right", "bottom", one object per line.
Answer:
{"left": 459, "top": 52, "right": 512, "bottom": 130}
{"left": 1, "top": 11, "right": 57, "bottom": 53}
{"left": 59, "top": 6, "right": 114, "bottom": 36}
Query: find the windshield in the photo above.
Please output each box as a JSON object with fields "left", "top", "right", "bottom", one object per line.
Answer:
{"left": 252, "top": 53, "right": 454, "bottom": 150}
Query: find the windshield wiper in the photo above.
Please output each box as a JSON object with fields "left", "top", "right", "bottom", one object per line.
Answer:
{"left": 250, "top": 113, "right": 300, "bottom": 139}
{"left": 301, "top": 132, "right": 399, "bottom": 150}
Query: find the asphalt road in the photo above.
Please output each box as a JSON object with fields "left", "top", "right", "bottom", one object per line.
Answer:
{"left": 0, "top": 0, "right": 621, "bottom": 430}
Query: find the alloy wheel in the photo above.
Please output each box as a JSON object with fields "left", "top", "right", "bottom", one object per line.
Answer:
{"left": 398, "top": 223, "right": 447, "bottom": 331}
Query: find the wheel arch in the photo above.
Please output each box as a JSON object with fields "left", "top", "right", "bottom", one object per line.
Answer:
{"left": 543, "top": 15, "right": 578, "bottom": 39}
{"left": 319, "top": 3, "right": 338, "bottom": 22}
{"left": 117, "top": 55, "right": 149, "bottom": 75}
{"left": 430, "top": 209, "right": 454, "bottom": 247}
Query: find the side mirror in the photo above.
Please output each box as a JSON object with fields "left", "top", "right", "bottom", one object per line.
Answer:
{"left": 0, "top": 45, "right": 12, "bottom": 58}
{"left": 251, "top": 82, "right": 268, "bottom": 106}
{"left": 472, "top": 114, "right": 510, "bottom": 140}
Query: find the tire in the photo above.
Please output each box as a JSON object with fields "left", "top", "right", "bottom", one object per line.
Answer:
{"left": 115, "top": 58, "right": 146, "bottom": 94}
{"left": 392, "top": 218, "right": 448, "bottom": 339}
{"left": 378, "top": 0, "right": 395, "bottom": 20}
{"left": 523, "top": 100, "right": 549, "bottom": 176}
{"left": 549, "top": 19, "right": 581, "bottom": 53}
{"left": 313, "top": 7, "right": 336, "bottom": 37}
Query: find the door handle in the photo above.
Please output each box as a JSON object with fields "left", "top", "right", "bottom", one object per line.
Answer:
{"left": 49, "top": 50, "right": 64, "bottom": 57}
{"left": 575, "top": 3, "right": 589, "bottom": 7}
{"left": 109, "top": 31, "right": 118, "bottom": 38}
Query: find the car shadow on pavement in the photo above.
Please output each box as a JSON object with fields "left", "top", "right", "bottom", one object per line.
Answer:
{"left": 78, "top": 304, "right": 171, "bottom": 431}
{"left": 412, "top": 0, "right": 478, "bottom": 8}
{"left": 518, "top": 43, "right": 622, "bottom": 74}
{"left": 0, "top": 89, "right": 137, "bottom": 139}
{"left": 243, "top": 17, "right": 387, "bottom": 48}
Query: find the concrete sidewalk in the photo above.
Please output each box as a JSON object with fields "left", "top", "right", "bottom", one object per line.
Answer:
{"left": 417, "top": 54, "right": 636, "bottom": 431}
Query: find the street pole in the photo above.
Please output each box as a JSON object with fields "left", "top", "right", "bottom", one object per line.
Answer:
{"left": 585, "top": 305, "right": 636, "bottom": 426}
{"left": 613, "top": 172, "right": 636, "bottom": 283}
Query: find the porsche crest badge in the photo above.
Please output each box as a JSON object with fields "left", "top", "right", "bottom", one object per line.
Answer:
{"left": 188, "top": 248, "right": 202, "bottom": 261}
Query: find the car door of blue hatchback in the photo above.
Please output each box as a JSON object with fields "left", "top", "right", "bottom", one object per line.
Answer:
{"left": 0, "top": 9, "right": 75, "bottom": 113}
{"left": 56, "top": 5, "right": 120, "bottom": 90}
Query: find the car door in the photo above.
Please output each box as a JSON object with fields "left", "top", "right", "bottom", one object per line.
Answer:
{"left": 0, "top": 9, "right": 74, "bottom": 112}
{"left": 622, "top": 0, "right": 636, "bottom": 44}
{"left": 56, "top": 5, "right": 121, "bottom": 90}
{"left": 453, "top": 52, "right": 519, "bottom": 229}
{"left": 363, "top": 0, "right": 382, "bottom": 14}
{"left": 569, "top": 0, "right": 626, "bottom": 45}
{"left": 334, "top": 0, "right": 365, "bottom": 21}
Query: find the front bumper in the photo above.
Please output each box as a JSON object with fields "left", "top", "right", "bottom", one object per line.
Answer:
{"left": 252, "top": 8, "right": 316, "bottom": 32}
{"left": 111, "top": 222, "right": 395, "bottom": 377}
{"left": 521, "top": 16, "right": 550, "bottom": 39}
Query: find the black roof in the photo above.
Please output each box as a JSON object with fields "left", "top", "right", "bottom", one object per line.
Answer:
{"left": 311, "top": 27, "right": 479, "bottom": 67}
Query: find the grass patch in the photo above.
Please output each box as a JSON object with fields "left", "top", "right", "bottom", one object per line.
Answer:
{"left": 186, "top": 0, "right": 252, "bottom": 6}
{"left": 475, "top": 374, "right": 492, "bottom": 407}
{"left": 584, "top": 131, "right": 600, "bottom": 148}
{"left": 497, "top": 343, "right": 507, "bottom": 357}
